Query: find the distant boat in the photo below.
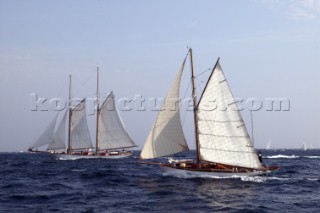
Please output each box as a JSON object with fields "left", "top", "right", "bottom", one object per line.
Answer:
{"left": 302, "top": 142, "right": 307, "bottom": 151}
{"left": 29, "top": 68, "right": 137, "bottom": 159}
{"left": 140, "top": 48, "right": 279, "bottom": 177}
{"left": 266, "top": 140, "right": 272, "bottom": 150}
{"left": 309, "top": 143, "right": 314, "bottom": 150}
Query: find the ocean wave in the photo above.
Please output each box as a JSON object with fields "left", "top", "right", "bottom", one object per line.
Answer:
{"left": 240, "top": 176, "right": 267, "bottom": 182}
{"left": 163, "top": 172, "right": 320, "bottom": 183}
{"left": 303, "top": 156, "right": 320, "bottom": 159}
{"left": 264, "top": 176, "right": 292, "bottom": 181}
{"left": 264, "top": 155, "right": 299, "bottom": 159}
{"left": 265, "top": 155, "right": 320, "bottom": 159}
{"left": 163, "top": 171, "right": 244, "bottom": 180}
{"left": 163, "top": 172, "right": 270, "bottom": 182}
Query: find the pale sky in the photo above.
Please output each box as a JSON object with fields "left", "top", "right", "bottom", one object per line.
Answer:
{"left": 0, "top": 0, "right": 319, "bottom": 152}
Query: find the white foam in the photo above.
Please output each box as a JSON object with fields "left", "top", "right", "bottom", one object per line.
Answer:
{"left": 163, "top": 172, "right": 273, "bottom": 183}
{"left": 265, "top": 155, "right": 299, "bottom": 159}
{"left": 303, "top": 156, "right": 320, "bottom": 159}
{"left": 265, "top": 176, "right": 292, "bottom": 181}
{"left": 306, "top": 178, "right": 319, "bottom": 181}
{"left": 57, "top": 157, "right": 79, "bottom": 161}
{"left": 163, "top": 171, "right": 243, "bottom": 180}
{"left": 240, "top": 176, "right": 267, "bottom": 183}
{"left": 163, "top": 171, "right": 319, "bottom": 183}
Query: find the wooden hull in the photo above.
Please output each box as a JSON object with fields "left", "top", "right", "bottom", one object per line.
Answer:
{"left": 160, "top": 162, "right": 279, "bottom": 178}
{"left": 54, "top": 151, "right": 133, "bottom": 160}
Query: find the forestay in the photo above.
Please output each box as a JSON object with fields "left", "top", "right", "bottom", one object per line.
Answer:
{"left": 70, "top": 99, "right": 93, "bottom": 150}
{"left": 197, "top": 61, "right": 261, "bottom": 169}
{"left": 140, "top": 58, "right": 189, "bottom": 159}
{"left": 98, "top": 92, "right": 137, "bottom": 150}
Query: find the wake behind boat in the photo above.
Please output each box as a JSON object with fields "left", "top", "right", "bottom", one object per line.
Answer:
{"left": 29, "top": 67, "right": 137, "bottom": 159}
{"left": 140, "top": 48, "right": 279, "bottom": 177}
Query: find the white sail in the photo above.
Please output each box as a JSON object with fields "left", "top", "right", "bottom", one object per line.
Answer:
{"left": 266, "top": 140, "right": 271, "bottom": 150}
{"left": 302, "top": 142, "right": 307, "bottom": 151}
{"left": 31, "top": 113, "right": 59, "bottom": 149}
{"left": 140, "top": 58, "right": 189, "bottom": 159}
{"left": 98, "top": 92, "right": 137, "bottom": 150}
{"left": 310, "top": 143, "right": 314, "bottom": 150}
{"left": 197, "top": 61, "right": 261, "bottom": 169}
{"left": 70, "top": 99, "right": 93, "bottom": 150}
{"left": 47, "top": 110, "right": 67, "bottom": 151}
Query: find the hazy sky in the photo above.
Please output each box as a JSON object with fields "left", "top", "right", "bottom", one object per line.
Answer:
{"left": 0, "top": 0, "right": 319, "bottom": 152}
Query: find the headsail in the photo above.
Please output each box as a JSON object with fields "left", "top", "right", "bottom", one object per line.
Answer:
{"left": 197, "top": 60, "right": 261, "bottom": 169}
{"left": 31, "top": 113, "right": 59, "bottom": 149}
{"left": 47, "top": 110, "right": 67, "bottom": 151}
{"left": 98, "top": 92, "right": 137, "bottom": 150}
{"left": 70, "top": 99, "right": 93, "bottom": 150}
{"left": 140, "top": 57, "right": 189, "bottom": 159}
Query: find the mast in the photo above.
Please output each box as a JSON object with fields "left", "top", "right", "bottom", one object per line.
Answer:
{"left": 250, "top": 110, "right": 254, "bottom": 146}
{"left": 95, "top": 66, "right": 100, "bottom": 155}
{"left": 189, "top": 48, "right": 200, "bottom": 164}
{"left": 67, "top": 74, "right": 72, "bottom": 154}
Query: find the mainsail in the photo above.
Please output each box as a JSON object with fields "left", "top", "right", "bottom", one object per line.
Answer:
{"left": 70, "top": 99, "right": 93, "bottom": 150}
{"left": 197, "top": 61, "right": 261, "bottom": 169}
{"left": 31, "top": 113, "right": 59, "bottom": 149}
{"left": 140, "top": 57, "right": 189, "bottom": 159}
{"left": 98, "top": 92, "right": 137, "bottom": 150}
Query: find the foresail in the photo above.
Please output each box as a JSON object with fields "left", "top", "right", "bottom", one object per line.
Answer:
{"left": 197, "top": 61, "right": 261, "bottom": 169}
{"left": 70, "top": 99, "right": 93, "bottom": 150}
{"left": 98, "top": 92, "right": 137, "bottom": 150}
{"left": 140, "top": 58, "right": 189, "bottom": 159}
{"left": 47, "top": 110, "right": 67, "bottom": 151}
{"left": 31, "top": 113, "right": 59, "bottom": 149}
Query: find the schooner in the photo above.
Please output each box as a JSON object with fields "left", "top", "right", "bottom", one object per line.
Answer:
{"left": 29, "top": 68, "right": 137, "bottom": 159}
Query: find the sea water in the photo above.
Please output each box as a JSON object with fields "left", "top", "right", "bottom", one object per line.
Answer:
{"left": 0, "top": 150, "right": 319, "bottom": 212}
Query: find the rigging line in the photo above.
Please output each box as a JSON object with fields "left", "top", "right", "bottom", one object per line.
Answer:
{"left": 192, "top": 50, "right": 205, "bottom": 78}
{"left": 180, "top": 68, "right": 209, "bottom": 126}
{"left": 194, "top": 68, "right": 211, "bottom": 78}
{"left": 72, "top": 70, "right": 96, "bottom": 98}
{"left": 180, "top": 49, "right": 206, "bottom": 126}
{"left": 195, "top": 79, "right": 205, "bottom": 91}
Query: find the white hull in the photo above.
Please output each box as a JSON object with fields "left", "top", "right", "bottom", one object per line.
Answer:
{"left": 162, "top": 166, "right": 267, "bottom": 178}
{"left": 54, "top": 152, "right": 132, "bottom": 160}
